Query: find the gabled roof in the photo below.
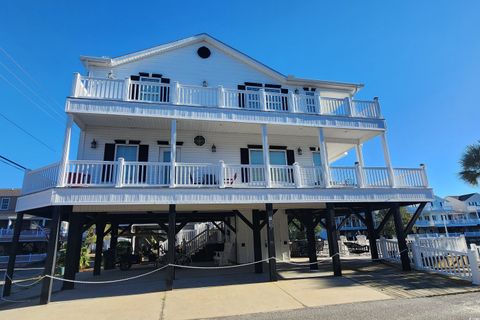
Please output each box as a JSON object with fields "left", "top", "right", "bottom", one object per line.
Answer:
{"left": 80, "top": 33, "right": 363, "bottom": 94}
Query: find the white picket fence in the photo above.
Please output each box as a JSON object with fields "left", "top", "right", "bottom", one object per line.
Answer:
{"left": 377, "top": 236, "right": 480, "bottom": 285}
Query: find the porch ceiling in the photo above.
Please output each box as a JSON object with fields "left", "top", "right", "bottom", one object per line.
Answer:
{"left": 72, "top": 113, "right": 381, "bottom": 142}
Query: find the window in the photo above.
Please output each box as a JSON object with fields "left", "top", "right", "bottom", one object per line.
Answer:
{"left": 115, "top": 145, "right": 138, "bottom": 161}
{"left": 245, "top": 87, "right": 261, "bottom": 109}
{"left": 312, "top": 152, "right": 322, "bottom": 166}
{"left": 1, "top": 198, "right": 10, "bottom": 210}
{"left": 249, "top": 149, "right": 287, "bottom": 182}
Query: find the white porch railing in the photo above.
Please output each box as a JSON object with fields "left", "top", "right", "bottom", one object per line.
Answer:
{"left": 122, "top": 162, "right": 171, "bottom": 186}
{"left": 174, "top": 163, "right": 220, "bottom": 187}
{"left": 223, "top": 164, "right": 266, "bottom": 188}
{"left": 0, "top": 253, "right": 47, "bottom": 265}
{"left": 72, "top": 75, "right": 383, "bottom": 119}
{"left": 329, "top": 166, "right": 358, "bottom": 187}
{"left": 362, "top": 167, "right": 391, "bottom": 188}
{"left": 22, "top": 160, "right": 429, "bottom": 193}
{"left": 64, "top": 160, "right": 118, "bottom": 186}
{"left": 22, "top": 162, "right": 60, "bottom": 194}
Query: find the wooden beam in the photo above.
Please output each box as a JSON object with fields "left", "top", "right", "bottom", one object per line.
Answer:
{"left": 211, "top": 221, "right": 225, "bottom": 235}
{"left": 2, "top": 212, "right": 24, "bottom": 297}
{"left": 326, "top": 204, "right": 342, "bottom": 276}
{"left": 266, "top": 204, "right": 277, "bottom": 281}
{"left": 352, "top": 211, "right": 367, "bottom": 226}
{"left": 235, "top": 210, "right": 254, "bottom": 230}
{"left": 175, "top": 221, "right": 188, "bottom": 234}
{"left": 223, "top": 219, "right": 236, "bottom": 233}
{"left": 39, "top": 207, "right": 62, "bottom": 305}
{"left": 375, "top": 208, "right": 393, "bottom": 235}
{"left": 404, "top": 203, "right": 427, "bottom": 235}
{"left": 166, "top": 204, "right": 176, "bottom": 291}
{"left": 336, "top": 212, "right": 352, "bottom": 231}
{"left": 392, "top": 203, "right": 411, "bottom": 271}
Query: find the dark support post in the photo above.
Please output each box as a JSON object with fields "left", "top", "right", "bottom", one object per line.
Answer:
{"left": 326, "top": 204, "right": 342, "bottom": 276}
{"left": 40, "top": 206, "right": 62, "bottom": 305}
{"left": 364, "top": 207, "right": 379, "bottom": 260}
{"left": 2, "top": 212, "right": 24, "bottom": 297}
{"left": 305, "top": 215, "right": 319, "bottom": 270}
{"left": 93, "top": 220, "right": 106, "bottom": 276}
{"left": 166, "top": 204, "right": 176, "bottom": 290}
{"left": 265, "top": 204, "right": 277, "bottom": 281}
{"left": 392, "top": 203, "right": 411, "bottom": 271}
{"left": 252, "top": 210, "right": 263, "bottom": 273}
{"left": 62, "top": 211, "right": 82, "bottom": 290}
{"left": 105, "top": 223, "right": 118, "bottom": 270}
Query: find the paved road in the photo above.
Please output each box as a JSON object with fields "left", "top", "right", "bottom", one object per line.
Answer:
{"left": 210, "top": 292, "right": 480, "bottom": 320}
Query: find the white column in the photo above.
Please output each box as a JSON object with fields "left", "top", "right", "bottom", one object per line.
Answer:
{"left": 169, "top": 119, "right": 177, "bottom": 188}
{"left": 318, "top": 127, "right": 330, "bottom": 187}
{"left": 261, "top": 124, "right": 272, "bottom": 188}
{"left": 57, "top": 115, "right": 73, "bottom": 187}
{"left": 381, "top": 133, "right": 396, "bottom": 187}
{"left": 355, "top": 144, "right": 365, "bottom": 167}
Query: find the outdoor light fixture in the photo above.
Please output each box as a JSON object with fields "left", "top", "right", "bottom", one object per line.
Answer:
{"left": 90, "top": 139, "right": 97, "bottom": 149}
{"left": 297, "top": 147, "right": 303, "bottom": 155}
{"left": 211, "top": 144, "right": 217, "bottom": 153}
{"left": 294, "top": 88, "right": 299, "bottom": 94}
{"left": 202, "top": 80, "right": 208, "bottom": 87}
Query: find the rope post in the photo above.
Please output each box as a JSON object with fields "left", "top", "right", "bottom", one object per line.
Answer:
{"left": 39, "top": 206, "right": 62, "bottom": 305}
{"left": 467, "top": 247, "right": 480, "bottom": 285}
{"left": 2, "top": 212, "right": 24, "bottom": 297}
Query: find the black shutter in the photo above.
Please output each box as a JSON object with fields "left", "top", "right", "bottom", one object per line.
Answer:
{"left": 240, "top": 148, "right": 249, "bottom": 182}
{"left": 281, "top": 88, "right": 289, "bottom": 111}
{"left": 286, "top": 149, "right": 295, "bottom": 183}
{"left": 286, "top": 150, "right": 295, "bottom": 165}
{"left": 138, "top": 145, "right": 149, "bottom": 162}
{"left": 237, "top": 85, "right": 246, "bottom": 108}
{"left": 102, "top": 143, "right": 116, "bottom": 182}
{"left": 138, "top": 145, "right": 149, "bottom": 183}
{"left": 130, "top": 75, "right": 140, "bottom": 100}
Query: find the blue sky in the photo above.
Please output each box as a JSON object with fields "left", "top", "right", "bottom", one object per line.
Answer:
{"left": 0, "top": 1, "right": 479, "bottom": 197}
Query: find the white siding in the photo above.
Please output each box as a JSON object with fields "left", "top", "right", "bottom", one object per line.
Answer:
{"left": 87, "top": 40, "right": 350, "bottom": 98}
{"left": 81, "top": 126, "right": 327, "bottom": 166}
{"left": 235, "top": 209, "right": 290, "bottom": 264}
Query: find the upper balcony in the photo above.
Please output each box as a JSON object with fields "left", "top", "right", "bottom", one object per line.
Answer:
{"left": 67, "top": 74, "right": 384, "bottom": 130}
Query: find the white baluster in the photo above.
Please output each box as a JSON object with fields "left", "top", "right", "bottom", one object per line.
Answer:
{"left": 289, "top": 92, "right": 296, "bottom": 113}
{"left": 293, "top": 162, "right": 302, "bottom": 188}
{"left": 259, "top": 89, "right": 267, "bottom": 111}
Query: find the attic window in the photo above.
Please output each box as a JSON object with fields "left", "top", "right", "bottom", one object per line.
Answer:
{"left": 197, "top": 46, "right": 211, "bottom": 59}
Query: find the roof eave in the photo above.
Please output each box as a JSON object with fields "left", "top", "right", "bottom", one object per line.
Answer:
{"left": 286, "top": 76, "right": 364, "bottom": 94}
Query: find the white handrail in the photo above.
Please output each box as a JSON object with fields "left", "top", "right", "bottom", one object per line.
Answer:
{"left": 72, "top": 76, "right": 383, "bottom": 119}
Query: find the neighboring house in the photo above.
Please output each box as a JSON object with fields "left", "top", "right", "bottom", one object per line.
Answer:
{"left": 414, "top": 193, "right": 480, "bottom": 238}
{"left": 0, "top": 189, "right": 49, "bottom": 265}
{"left": 10, "top": 34, "right": 433, "bottom": 295}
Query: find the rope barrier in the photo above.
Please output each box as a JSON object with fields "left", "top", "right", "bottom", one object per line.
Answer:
{"left": 1, "top": 250, "right": 409, "bottom": 288}
{"left": 44, "top": 264, "right": 170, "bottom": 284}
{"left": 4, "top": 273, "right": 44, "bottom": 288}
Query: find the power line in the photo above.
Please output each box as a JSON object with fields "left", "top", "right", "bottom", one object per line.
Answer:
{"left": 0, "top": 73, "right": 64, "bottom": 124}
{"left": 0, "top": 155, "right": 29, "bottom": 171}
{"left": 0, "top": 60, "right": 65, "bottom": 119}
{"left": 0, "top": 47, "right": 65, "bottom": 109}
{"left": 0, "top": 112, "right": 57, "bottom": 153}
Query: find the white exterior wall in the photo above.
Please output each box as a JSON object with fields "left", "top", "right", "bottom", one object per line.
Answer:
{"left": 87, "top": 40, "right": 350, "bottom": 99}
{"left": 80, "top": 126, "right": 329, "bottom": 166}
{"left": 234, "top": 209, "right": 290, "bottom": 264}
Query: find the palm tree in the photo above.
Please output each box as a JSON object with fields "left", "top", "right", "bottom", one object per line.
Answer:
{"left": 459, "top": 141, "right": 480, "bottom": 186}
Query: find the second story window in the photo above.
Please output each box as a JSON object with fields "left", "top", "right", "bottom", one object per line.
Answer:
{"left": 130, "top": 73, "right": 170, "bottom": 103}
{"left": 0, "top": 198, "right": 10, "bottom": 210}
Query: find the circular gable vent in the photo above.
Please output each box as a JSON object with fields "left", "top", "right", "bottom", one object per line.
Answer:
{"left": 197, "top": 46, "right": 211, "bottom": 59}
{"left": 194, "top": 135, "right": 206, "bottom": 146}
